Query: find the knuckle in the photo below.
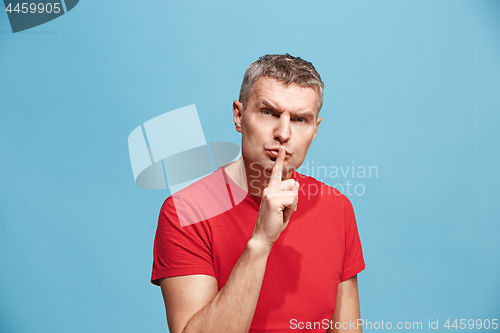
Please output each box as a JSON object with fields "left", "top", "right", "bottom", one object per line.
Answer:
{"left": 264, "top": 187, "right": 276, "bottom": 197}
{"left": 265, "top": 192, "right": 277, "bottom": 203}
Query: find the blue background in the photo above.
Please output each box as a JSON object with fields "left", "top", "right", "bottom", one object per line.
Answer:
{"left": 1, "top": 0, "right": 499, "bottom": 332}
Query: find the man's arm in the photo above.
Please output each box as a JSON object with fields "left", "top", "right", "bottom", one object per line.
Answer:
{"left": 327, "top": 275, "right": 362, "bottom": 333}
{"left": 159, "top": 146, "right": 299, "bottom": 333}
{"left": 160, "top": 238, "right": 271, "bottom": 333}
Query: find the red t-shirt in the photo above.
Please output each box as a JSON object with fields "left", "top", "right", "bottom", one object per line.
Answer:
{"left": 151, "top": 165, "right": 365, "bottom": 332}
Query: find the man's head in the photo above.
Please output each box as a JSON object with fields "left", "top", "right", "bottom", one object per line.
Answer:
{"left": 238, "top": 54, "right": 324, "bottom": 113}
{"left": 233, "top": 54, "right": 324, "bottom": 179}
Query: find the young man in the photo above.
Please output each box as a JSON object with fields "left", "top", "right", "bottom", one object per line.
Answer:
{"left": 151, "top": 54, "right": 365, "bottom": 332}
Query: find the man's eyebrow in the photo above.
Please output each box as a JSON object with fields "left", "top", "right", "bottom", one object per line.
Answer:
{"left": 261, "top": 99, "right": 278, "bottom": 111}
{"left": 261, "top": 100, "right": 315, "bottom": 119}
{"left": 294, "top": 111, "right": 315, "bottom": 120}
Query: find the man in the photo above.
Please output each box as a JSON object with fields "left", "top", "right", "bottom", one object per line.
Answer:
{"left": 151, "top": 54, "right": 365, "bottom": 332}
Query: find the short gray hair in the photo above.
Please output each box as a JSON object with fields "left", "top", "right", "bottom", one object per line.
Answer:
{"left": 238, "top": 53, "right": 324, "bottom": 113}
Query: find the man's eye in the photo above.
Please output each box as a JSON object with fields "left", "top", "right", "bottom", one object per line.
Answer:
{"left": 262, "top": 109, "right": 272, "bottom": 116}
{"left": 295, "top": 117, "right": 306, "bottom": 123}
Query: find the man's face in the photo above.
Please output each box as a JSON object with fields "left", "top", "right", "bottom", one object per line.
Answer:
{"left": 233, "top": 76, "right": 322, "bottom": 177}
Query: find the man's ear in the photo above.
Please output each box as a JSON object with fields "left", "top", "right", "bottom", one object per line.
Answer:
{"left": 233, "top": 100, "right": 244, "bottom": 133}
{"left": 309, "top": 116, "right": 322, "bottom": 147}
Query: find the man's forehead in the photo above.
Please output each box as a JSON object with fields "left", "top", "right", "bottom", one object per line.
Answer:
{"left": 249, "top": 77, "right": 320, "bottom": 115}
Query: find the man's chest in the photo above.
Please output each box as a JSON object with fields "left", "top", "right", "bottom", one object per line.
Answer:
{"left": 209, "top": 205, "right": 345, "bottom": 324}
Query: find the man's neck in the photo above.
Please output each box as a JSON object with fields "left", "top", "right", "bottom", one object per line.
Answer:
{"left": 224, "top": 157, "right": 249, "bottom": 194}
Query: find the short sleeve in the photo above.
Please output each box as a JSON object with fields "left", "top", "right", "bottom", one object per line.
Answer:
{"left": 340, "top": 197, "right": 365, "bottom": 282}
{"left": 151, "top": 195, "right": 215, "bottom": 286}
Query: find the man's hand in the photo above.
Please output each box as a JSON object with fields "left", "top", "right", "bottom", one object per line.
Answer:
{"left": 251, "top": 146, "right": 300, "bottom": 248}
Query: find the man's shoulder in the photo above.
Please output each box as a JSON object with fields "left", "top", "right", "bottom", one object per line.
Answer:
{"left": 161, "top": 167, "right": 242, "bottom": 226}
{"left": 170, "top": 167, "right": 224, "bottom": 199}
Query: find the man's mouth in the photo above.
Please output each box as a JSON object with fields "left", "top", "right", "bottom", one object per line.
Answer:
{"left": 266, "top": 148, "right": 290, "bottom": 160}
{"left": 268, "top": 150, "right": 279, "bottom": 159}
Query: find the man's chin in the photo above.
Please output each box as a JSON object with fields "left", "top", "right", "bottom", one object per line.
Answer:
{"left": 266, "top": 159, "right": 296, "bottom": 175}
{"left": 245, "top": 158, "right": 296, "bottom": 176}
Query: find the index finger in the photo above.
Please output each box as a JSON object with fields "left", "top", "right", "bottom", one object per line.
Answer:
{"left": 268, "top": 146, "right": 286, "bottom": 187}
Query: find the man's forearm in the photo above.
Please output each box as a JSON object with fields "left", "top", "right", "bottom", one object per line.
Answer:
{"left": 181, "top": 237, "right": 271, "bottom": 333}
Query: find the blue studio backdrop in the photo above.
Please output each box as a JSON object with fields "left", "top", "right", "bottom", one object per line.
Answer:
{"left": 1, "top": 1, "right": 499, "bottom": 332}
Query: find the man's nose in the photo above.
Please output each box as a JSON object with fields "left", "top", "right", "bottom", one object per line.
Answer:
{"left": 274, "top": 115, "right": 291, "bottom": 144}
